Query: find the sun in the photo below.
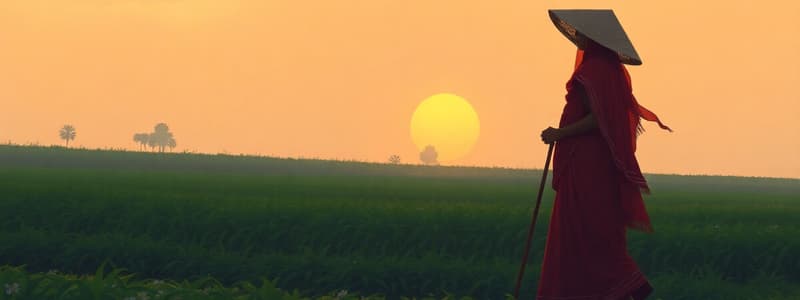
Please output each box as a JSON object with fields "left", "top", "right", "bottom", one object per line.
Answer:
{"left": 410, "top": 93, "right": 480, "bottom": 162}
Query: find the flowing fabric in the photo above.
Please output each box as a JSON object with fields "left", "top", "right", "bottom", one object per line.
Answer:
{"left": 536, "top": 40, "right": 669, "bottom": 300}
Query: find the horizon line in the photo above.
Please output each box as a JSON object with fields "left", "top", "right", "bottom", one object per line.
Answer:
{"left": 2, "top": 143, "right": 798, "bottom": 181}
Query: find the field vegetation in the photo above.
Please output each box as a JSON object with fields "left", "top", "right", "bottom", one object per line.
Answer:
{"left": 0, "top": 145, "right": 798, "bottom": 299}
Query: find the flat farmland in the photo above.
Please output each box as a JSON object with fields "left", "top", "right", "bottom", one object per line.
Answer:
{"left": 0, "top": 145, "right": 798, "bottom": 299}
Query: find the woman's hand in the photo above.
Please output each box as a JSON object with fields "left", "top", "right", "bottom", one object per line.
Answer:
{"left": 540, "top": 127, "right": 562, "bottom": 144}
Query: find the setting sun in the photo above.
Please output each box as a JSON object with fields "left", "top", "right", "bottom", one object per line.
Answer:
{"left": 410, "top": 93, "right": 480, "bottom": 162}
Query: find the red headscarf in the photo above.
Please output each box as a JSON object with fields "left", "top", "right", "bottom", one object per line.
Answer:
{"left": 571, "top": 40, "right": 671, "bottom": 232}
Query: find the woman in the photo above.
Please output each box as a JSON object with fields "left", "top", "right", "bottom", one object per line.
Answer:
{"left": 537, "top": 10, "right": 671, "bottom": 300}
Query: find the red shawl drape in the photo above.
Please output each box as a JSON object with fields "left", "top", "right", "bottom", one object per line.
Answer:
{"left": 567, "top": 40, "right": 670, "bottom": 232}
{"left": 537, "top": 41, "right": 669, "bottom": 300}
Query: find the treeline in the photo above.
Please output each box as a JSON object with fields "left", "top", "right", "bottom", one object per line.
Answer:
{"left": 55, "top": 122, "right": 177, "bottom": 153}
{"left": 132, "top": 123, "right": 177, "bottom": 153}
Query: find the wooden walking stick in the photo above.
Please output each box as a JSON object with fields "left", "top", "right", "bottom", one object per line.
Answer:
{"left": 513, "top": 142, "right": 555, "bottom": 299}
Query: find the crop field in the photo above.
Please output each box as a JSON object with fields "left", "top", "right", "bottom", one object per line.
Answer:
{"left": 0, "top": 145, "right": 798, "bottom": 299}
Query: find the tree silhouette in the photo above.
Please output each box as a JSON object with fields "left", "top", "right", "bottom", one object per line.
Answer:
{"left": 167, "top": 138, "right": 177, "bottom": 152}
{"left": 388, "top": 154, "right": 401, "bottom": 164}
{"left": 59, "top": 125, "right": 76, "bottom": 147}
{"left": 133, "top": 133, "right": 150, "bottom": 151}
{"left": 148, "top": 123, "right": 176, "bottom": 153}
{"left": 419, "top": 145, "right": 438, "bottom": 165}
{"left": 147, "top": 137, "right": 157, "bottom": 152}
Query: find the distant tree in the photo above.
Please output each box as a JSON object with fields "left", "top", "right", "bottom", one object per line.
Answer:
{"left": 59, "top": 125, "right": 76, "bottom": 147}
{"left": 147, "top": 136, "right": 157, "bottom": 152}
{"left": 419, "top": 145, "right": 438, "bottom": 165}
{"left": 167, "top": 138, "right": 177, "bottom": 152}
{"left": 144, "top": 123, "right": 178, "bottom": 153}
{"left": 133, "top": 133, "right": 150, "bottom": 151}
{"left": 388, "top": 154, "right": 401, "bottom": 164}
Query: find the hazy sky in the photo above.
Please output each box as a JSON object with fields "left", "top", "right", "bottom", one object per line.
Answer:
{"left": 1, "top": 1, "right": 798, "bottom": 178}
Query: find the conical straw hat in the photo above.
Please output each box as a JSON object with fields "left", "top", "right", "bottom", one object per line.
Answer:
{"left": 549, "top": 9, "right": 642, "bottom": 65}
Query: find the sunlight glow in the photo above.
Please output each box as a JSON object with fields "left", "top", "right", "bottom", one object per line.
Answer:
{"left": 410, "top": 93, "right": 480, "bottom": 162}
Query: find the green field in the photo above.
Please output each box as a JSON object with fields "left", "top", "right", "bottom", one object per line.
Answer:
{"left": 0, "top": 145, "right": 798, "bottom": 300}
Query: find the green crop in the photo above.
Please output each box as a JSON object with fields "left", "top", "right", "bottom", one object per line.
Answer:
{"left": 0, "top": 145, "right": 798, "bottom": 299}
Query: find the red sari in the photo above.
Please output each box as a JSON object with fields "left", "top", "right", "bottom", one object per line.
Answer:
{"left": 536, "top": 41, "right": 670, "bottom": 300}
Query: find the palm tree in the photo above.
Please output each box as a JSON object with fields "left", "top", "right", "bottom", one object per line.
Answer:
{"left": 59, "top": 125, "right": 76, "bottom": 147}
{"left": 388, "top": 154, "right": 401, "bottom": 164}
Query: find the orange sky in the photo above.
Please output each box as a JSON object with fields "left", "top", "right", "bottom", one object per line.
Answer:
{"left": 1, "top": 1, "right": 798, "bottom": 178}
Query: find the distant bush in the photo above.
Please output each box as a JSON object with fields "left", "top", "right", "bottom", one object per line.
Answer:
{"left": 419, "top": 145, "right": 438, "bottom": 165}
